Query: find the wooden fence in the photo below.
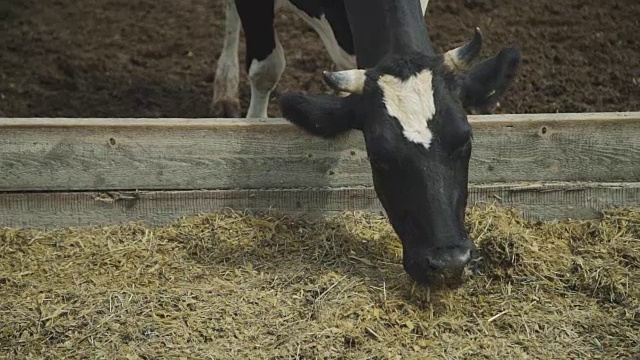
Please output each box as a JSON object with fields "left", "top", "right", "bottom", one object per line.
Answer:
{"left": 1, "top": 112, "right": 639, "bottom": 228}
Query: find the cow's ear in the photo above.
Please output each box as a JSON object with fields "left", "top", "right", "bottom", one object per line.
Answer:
{"left": 277, "top": 92, "right": 362, "bottom": 138}
{"left": 457, "top": 46, "right": 522, "bottom": 114}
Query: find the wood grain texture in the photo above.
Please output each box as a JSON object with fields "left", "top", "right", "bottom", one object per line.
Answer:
{"left": 470, "top": 112, "right": 640, "bottom": 183}
{"left": 1, "top": 112, "right": 639, "bottom": 191}
{"left": 2, "top": 182, "right": 639, "bottom": 229}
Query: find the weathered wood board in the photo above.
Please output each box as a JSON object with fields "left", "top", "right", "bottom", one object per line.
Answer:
{"left": 1, "top": 112, "right": 639, "bottom": 192}
{"left": 2, "top": 182, "right": 639, "bottom": 229}
{"left": 1, "top": 112, "right": 639, "bottom": 228}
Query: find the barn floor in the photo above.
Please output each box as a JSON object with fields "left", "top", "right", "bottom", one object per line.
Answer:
{"left": 1, "top": 0, "right": 639, "bottom": 118}
{"left": 1, "top": 205, "right": 638, "bottom": 359}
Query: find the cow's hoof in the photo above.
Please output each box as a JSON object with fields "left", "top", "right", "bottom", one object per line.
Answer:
{"left": 211, "top": 98, "right": 241, "bottom": 118}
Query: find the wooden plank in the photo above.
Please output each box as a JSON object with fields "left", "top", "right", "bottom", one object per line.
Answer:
{"left": 1, "top": 182, "right": 639, "bottom": 229}
{"left": 2, "top": 111, "right": 638, "bottom": 127}
{"left": 1, "top": 112, "right": 639, "bottom": 191}
{"left": 470, "top": 112, "right": 640, "bottom": 184}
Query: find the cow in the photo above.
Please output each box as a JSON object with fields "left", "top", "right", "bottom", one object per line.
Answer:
{"left": 211, "top": 0, "right": 429, "bottom": 118}
{"left": 217, "top": 0, "right": 522, "bottom": 286}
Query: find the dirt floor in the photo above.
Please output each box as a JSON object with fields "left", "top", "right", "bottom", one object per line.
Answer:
{"left": 1, "top": 206, "right": 639, "bottom": 359}
{"left": 1, "top": 0, "right": 639, "bottom": 118}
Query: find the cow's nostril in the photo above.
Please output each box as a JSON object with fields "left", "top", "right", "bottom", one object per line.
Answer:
{"left": 428, "top": 258, "right": 445, "bottom": 271}
{"left": 427, "top": 248, "right": 472, "bottom": 273}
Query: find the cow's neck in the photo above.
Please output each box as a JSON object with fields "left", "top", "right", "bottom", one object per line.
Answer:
{"left": 344, "top": 0, "right": 434, "bottom": 68}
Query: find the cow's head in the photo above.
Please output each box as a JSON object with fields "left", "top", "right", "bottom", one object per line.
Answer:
{"left": 278, "top": 29, "right": 521, "bottom": 286}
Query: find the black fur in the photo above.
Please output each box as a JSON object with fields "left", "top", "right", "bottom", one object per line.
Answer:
{"left": 275, "top": 0, "right": 522, "bottom": 286}
{"left": 459, "top": 47, "right": 522, "bottom": 114}
{"left": 278, "top": 93, "right": 361, "bottom": 138}
{"left": 238, "top": 0, "right": 356, "bottom": 72}
{"left": 235, "top": 0, "right": 277, "bottom": 70}
{"left": 288, "top": 0, "right": 355, "bottom": 55}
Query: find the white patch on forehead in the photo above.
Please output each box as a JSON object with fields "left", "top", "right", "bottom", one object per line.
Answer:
{"left": 377, "top": 70, "right": 436, "bottom": 149}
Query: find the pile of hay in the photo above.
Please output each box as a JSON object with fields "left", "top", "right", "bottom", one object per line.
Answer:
{"left": 1, "top": 205, "right": 638, "bottom": 359}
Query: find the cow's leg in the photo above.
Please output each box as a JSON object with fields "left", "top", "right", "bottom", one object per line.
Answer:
{"left": 285, "top": 1, "right": 356, "bottom": 71}
{"left": 212, "top": 0, "right": 241, "bottom": 118}
{"left": 236, "top": 0, "right": 285, "bottom": 118}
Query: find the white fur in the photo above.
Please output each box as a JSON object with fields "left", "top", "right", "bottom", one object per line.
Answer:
{"left": 246, "top": 38, "right": 286, "bottom": 118}
{"left": 213, "top": 0, "right": 430, "bottom": 118}
{"left": 420, "top": 0, "right": 430, "bottom": 14}
{"left": 286, "top": 3, "right": 356, "bottom": 70}
{"left": 377, "top": 70, "right": 436, "bottom": 149}
{"left": 213, "top": 0, "right": 240, "bottom": 108}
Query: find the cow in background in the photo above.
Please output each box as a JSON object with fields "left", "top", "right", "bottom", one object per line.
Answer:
{"left": 212, "top": 0, "right": 429, "bottom": 118}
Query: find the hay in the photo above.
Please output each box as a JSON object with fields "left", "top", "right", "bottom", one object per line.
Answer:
{"left": 1, "top": 205, "right": 638, "bottom": 359}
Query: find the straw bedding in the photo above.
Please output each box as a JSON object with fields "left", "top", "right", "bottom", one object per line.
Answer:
{"left": 1, "top": 205, "right": 638, "bottom": 359}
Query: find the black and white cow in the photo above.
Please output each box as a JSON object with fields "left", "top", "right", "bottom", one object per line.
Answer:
{"left": 212, "top": 0, "right": 429, "bottom": 118}
{"left": 217, "top": 0, "right": 521, "bottom": 286}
